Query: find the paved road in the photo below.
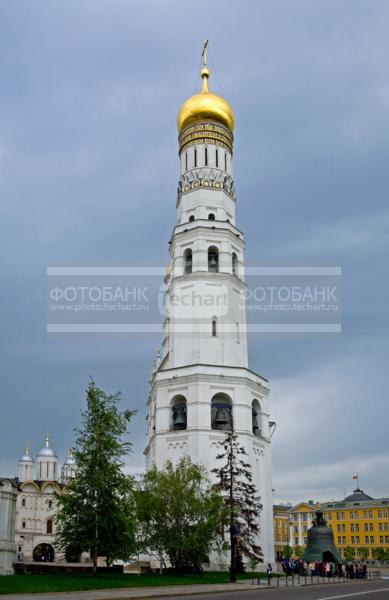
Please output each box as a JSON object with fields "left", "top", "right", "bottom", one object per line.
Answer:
{"left": 168, "top": 580, "right": 389, "bottom": 600}
{"left": 1, "top": 580, "right": 389, "bottom": 600}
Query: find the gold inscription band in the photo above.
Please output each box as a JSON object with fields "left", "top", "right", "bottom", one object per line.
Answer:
{"left": 179, "top": 121, "right": 234, "bottom": 155}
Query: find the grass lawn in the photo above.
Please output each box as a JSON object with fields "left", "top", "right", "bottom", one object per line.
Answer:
{"left": 0, "top": 571, "right": 272, "bottom": 595}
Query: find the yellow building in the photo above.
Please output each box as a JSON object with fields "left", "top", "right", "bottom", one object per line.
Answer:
{"left": 273, "top": 487, "right": 389, "bottom": 561}
{"left": 322, "top": 487, "right": 389, "bottom": 560}
{"left": 288, "top": 501, "right": 317, "bottom": 549}
{"left": 273, "top": 504, "right": 290, "bottom": 560}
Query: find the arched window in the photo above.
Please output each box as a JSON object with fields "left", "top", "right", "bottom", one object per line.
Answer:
{"left": 46, "top": 519, "right": 53, "bottom": 534}
{"left": 208, "top": 246, "right": 219, "bottom": 273}
{"left": 22, "top": 521, "right": 26, "bottom": 529}
{"left": 212, "top": 318, "right": 217, "bottom": 337}
{"left": 21, "top": 498, "right": 26, "bottom": 507}
{"left": 211, "top": 393, "right": 233, "bottom": 431}
{"left": 232, "top": 252, "right": 238, "bottom": 276}
{"left": 208, "top": 213, "right": 215, "bottom": 221}
{"left": 184, "top": 248, "right": 192, "bottom": 274}
{"left": 189, "top": 215, "right": 195, "bottom": 222}
{"left": 252, "top": 399, "right": 261, "bottom": 437}
{"left": 48, "top": 500, "right": 52, "bottom": 509}
{"left": 171, "top": 395, "right": 187, "bottom": 431}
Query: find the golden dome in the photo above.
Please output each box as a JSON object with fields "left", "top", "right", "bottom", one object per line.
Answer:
{"left": 177, "top": 64, "right": 234, "bottom": 133}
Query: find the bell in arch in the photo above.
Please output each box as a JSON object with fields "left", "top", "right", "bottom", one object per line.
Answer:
{"left": 303, "top": 510, "right": 343, "bottom": 563}
{"left": 172, "top": 405, "right": 187, "bottom": 430}
{"left": 214, "top": 404, "right": 232, "bottom": 430}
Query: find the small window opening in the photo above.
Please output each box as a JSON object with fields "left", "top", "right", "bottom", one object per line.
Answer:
{"left": 232, "top": 252, "right": 238, "bottom": 276}
{"left": 194, "top": 148, "right": 197, "bottom": 167}
{"left": 216, "top": 148, "right": 219, "bottom": 168}
{"left": 189, "top": 215, "right": 195, "bottom": 222}
{"left": 225, "top": 152, "right": 227, "bottom": 171}
{"left": 185, "top": 152, "right": 188, "bottom": 170}
{"left": 205, "top": 147, "right": 208, "bottom": 166}
{"left": 184, "top": 248, "right": 192, "bottom": 274}
{"left": 208, "top": 213, "right": 215, "bottom": 221}
{"left": 212, "top": 319, "right": 217, "bottom": 337}
{"left": 208, "top": 246, "right": 219, "bottom": 273}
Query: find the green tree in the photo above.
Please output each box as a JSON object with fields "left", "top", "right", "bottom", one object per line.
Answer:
{"left": 372, "top": 547, "right": 386, "bottom": 563}
{"left": 213, "top": 430, "right": 263, "bottom": 583}
{"left": 343, "top": 546, "right": 356, "bottom": 561}
{"left": 55, "top": 380, "right": 136, "bottom": 574}
{"left": 283, "top": 545, "right": 293, "bottom": 560}
{"left": 293, "top": 545, "right": 304, "bottom": 559}
{"left": 136, "top": 458, "right": 225, "bottom": 574}
{"left": 358, "top": 547, "right": 369, "bottom": 561}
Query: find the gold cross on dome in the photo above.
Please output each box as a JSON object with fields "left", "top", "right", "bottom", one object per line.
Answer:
{"left": 202, "top": 39, "right": 209, "bottom": 67}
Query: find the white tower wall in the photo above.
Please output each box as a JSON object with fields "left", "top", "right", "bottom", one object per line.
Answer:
{"left": 144, "top": 66, "right": 274, "bottom": 565}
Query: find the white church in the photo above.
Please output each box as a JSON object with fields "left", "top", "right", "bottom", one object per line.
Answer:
{"left": 144, "top": 47, "right": 275, "bottom": 564}
{"left": 14, "top": 436, "right": 75, "bottom": 564}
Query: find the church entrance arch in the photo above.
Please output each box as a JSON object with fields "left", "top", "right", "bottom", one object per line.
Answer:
{"left": 33, "top": 543, "right": 55, "bottom": 562}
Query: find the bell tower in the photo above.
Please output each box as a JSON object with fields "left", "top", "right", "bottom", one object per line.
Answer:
{"left": 144, "top": 43, "right": 274, "bottom": 564}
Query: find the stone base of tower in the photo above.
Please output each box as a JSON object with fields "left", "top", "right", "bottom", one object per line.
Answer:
{"left": 144, "top": 363, "right": 275, "bottom": 565}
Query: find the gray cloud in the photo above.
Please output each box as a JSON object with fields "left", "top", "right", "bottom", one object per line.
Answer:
{"left": 1, "top": 0, "right": 388, "bottom": 506}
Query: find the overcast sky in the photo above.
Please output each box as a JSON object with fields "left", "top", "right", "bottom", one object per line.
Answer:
{"left": 1, "top": 0, "right": 388, "bottom": 504}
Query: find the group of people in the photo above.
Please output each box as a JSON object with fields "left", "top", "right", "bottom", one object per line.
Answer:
{"left": 281, "top": 559, "right": 367, "bottom": 579}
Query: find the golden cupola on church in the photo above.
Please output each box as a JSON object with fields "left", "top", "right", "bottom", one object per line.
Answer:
{"left": 177, "top": 41, "right": 235, "bottom": 156}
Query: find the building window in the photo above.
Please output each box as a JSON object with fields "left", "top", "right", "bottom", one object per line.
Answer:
{"left": 225, "top": 152, "right": 227, "bottom": 171}
{"left": 205, "top": 147, "right": 208, "bottom": 166}
{"left": 216, "top": 148, "right": 219, "bottom": 168}
{"left": 252, "top": 400, "right": 261, "bottom": 436}
{"left": 370, "top": 536, "right": 374, "bottom": 544}
{"left": 194, "top": 148, "right": 197, "bottom": 167}
{"left": 22, "top": 521, "right": 26, "bottom": 529}
{"left": 185, "top": 152, "right": 188, "bottom": 171}
{"left": 47, "top": 519, "right": 53, "bottom": 534}
{"left": 208, "top": 246, "right": 219, "bottom": 273}
{"left": 21, "top": 498, "right": 26, "bottom": 507}
{"left": 48, "top": 500, "right": 52, "bottom": 509}
{"left": 171, "top": 395, "right": 187, "bottom": 431}
{"left": 231, "top": 253, "right": 238, "bottom": 275}
{"left": 211, "top": 393, "right": 233, "bottom": 431}
{"left": 189, "top": 215, "right": 195, "bottom": 222}
{"left": 184, "top": 248, "right": 193, "bottom": 274}
{"left": 212, "top": 318, "right": 217, "bottom": 337}
{"left": 208, "top": 213, "right": 215, "bottom": 221}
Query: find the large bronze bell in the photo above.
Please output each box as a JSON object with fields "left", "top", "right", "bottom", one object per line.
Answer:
{"left": 214, "top": 407, "right": 229, "bottom": 429}
{"left": 303, "top": 510, "right": 343, "bottom": 563}
{"left": 172, "top": 405, "right": 187, "bottom": 430}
